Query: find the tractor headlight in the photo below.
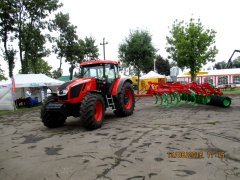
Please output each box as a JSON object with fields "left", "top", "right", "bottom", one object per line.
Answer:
{"left": 57, "top": 89, "right": 68, "bottom": 96}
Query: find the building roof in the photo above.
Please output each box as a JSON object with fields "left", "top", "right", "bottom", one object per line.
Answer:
{"left": 206, "top": 68, "right": 240, "bottom": 76}
{"left": 80, "top": 60, "right": 119, "bottom": 66}
{"left": 178, "top": 68, "right": 240, "bottom": 77}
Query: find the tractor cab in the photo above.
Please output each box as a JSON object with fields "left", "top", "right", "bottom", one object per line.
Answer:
{"left": 80, "top": 60, "right": 119, "bottom": 94}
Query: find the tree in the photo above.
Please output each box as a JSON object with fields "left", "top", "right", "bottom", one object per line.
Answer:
{"left": 233, "top": 56, "right": 240, "bottom": 68}
{"left": 0, "top": 0, "right": 17, "bottom": 78}
{"left": 82, "top": 36, "right": 99, "bottom": 60}
{"left": 52, "top": 68, "right": 62, "bottom": 79}
{"left": 3, "top": 48, "right": 16, "bottom": 77}
{"left": 52, "top": 12, "right": 70, "bottom": 72}
{"left": 22, "top": 24, "right": 50, "bottom": 74}
{"left": 14, "top": 0, "right": 61, "bottom": 73}
{"left": 53, "top": 12, "right": 84, "bottom": 80}
{"left": 0, "top": 65, "right": 7, "bottom": 81}
{"left": 29, "top": 58, "right": 52, "bottom": 77}
{"left": 155, "top": 55, "right": 170, "bottom": 75}
{"left": 119, "top": 29, "right": 156, "bottom": 92}
{"left": 214, "top": 61, "right": 227, "bottom": 69}
{"left": 166, "top": 18, "right": 218, "bottom": 81}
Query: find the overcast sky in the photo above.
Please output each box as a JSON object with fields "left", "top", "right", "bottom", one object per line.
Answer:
{"left": 2, "top": 0, "right": 240, "bottom": 76}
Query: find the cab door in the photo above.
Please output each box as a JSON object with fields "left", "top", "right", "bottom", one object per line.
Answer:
{"left": 105, "top": 64, "right": 118, "bottom": 94}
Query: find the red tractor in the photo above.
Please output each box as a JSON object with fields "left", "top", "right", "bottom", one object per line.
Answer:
{"left": 41, "top": 60, "right": 135, "bottom": 130}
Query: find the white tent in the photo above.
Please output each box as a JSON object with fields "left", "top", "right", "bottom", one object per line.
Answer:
{"left": 140, "top": 71, "right": 165, "bottom": 79}
{"left": 0, "top": 74, "right": 64, "bottom": 110}
{"left": 14, "top": 74, "right": 64, "bottom": 87}
{"left": 0, "top": 74, "right": 64, "bottom": 87}
{"left": 0, "top": 84, "right": 15, "bottom": 110}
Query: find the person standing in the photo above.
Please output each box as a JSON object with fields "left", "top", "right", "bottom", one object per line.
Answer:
{"left": 47, "top": 87, "right": 52, "bottom": 97}
{"left": 25, "top": 89, "right": 32, "bottom": 108}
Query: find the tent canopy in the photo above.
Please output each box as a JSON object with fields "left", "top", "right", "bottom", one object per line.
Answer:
{"left": 0, "top": 74, "right": 64, "bottom": 88}
{"left": 140, "top": 71, "right": 165, "bottom": 79}
{"left": 0, "top": 74, "right": 64, "bottom": 110}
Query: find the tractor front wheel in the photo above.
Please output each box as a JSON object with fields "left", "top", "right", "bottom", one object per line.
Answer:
{"left": 114, "top": 82, "right": 135, "bottom": 117}
{"left": 80, "top": 93, "right": 105, "bottom": 130}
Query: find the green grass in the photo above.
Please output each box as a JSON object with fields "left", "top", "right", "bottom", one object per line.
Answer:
{"left": 0, "top": 105, "right": 41, "bottom": 117}
{"left": 222, "top": 87, "right": 240, "bottom": 95}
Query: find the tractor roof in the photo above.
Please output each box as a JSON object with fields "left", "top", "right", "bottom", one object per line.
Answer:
{"left": 80, "top": 60, "right": 119, "bottom": 66}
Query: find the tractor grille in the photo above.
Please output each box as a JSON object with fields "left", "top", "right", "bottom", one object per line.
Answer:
{"left": 70, "top": 84, "right": 85, "bottom": 99}
{"left": 58, "top": 94, "right": 68, "bottom": 100}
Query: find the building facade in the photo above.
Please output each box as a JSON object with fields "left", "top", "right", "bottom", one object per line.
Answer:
{"left": 177, "top": 68, "right": 240, "bottom": 87}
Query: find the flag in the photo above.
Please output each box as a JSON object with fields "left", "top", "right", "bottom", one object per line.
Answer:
{"left": 12, "top": 77, "right": 17, "bottom": 110}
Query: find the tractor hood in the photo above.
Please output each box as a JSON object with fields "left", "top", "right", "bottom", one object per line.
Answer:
{"left": 57, "top": 78, "right": 92, "bottom": 98}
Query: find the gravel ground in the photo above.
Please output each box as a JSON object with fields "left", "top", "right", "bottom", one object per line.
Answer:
{"left": 0, "top": 95, "right": 240, "bottom": 180}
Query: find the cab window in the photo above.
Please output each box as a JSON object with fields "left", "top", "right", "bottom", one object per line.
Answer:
{"left": 105, "top": 64, "right": 116, "bottom": 83}
{"left": 81, "top": 65, "right": 104, "bottom": 79}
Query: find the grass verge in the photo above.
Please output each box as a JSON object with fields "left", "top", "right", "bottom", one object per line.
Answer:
{"left": 222, "top": 87, "right": 240, "bottom": 96}
{"left": 0, "top": 105, "right": 41, "bottom": 117}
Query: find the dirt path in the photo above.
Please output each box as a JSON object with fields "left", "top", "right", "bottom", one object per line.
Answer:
{"left": 0, "top": 96, "right": 240, "bottom": 180}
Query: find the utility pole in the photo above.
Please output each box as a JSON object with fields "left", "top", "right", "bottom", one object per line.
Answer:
{"left": 100, "top": 38, "right": 108, "bottom": 60}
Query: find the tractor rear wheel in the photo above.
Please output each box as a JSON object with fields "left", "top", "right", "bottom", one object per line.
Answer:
{"left": 41, "top": 96, "right": 66, "bottom": 128}
{"left": 80, "top": 93, "right": 105, "bottom": 130}
{"left": 114, "top": 82, "right": 135, "bottom": 117}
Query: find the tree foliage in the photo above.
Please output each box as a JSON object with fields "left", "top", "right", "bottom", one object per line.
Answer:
{"left": 22, "top": 24, "right": 50, "bottom": 74}
{"left": 53, "top": 12, "right": 84, "bottom": 80}
{"left": 0, "top": 0, "right": 61, "bottom": 76}
{"left": 3, "top": 48, "right": 16, "bottom": 77}
{"left": 52, "top": 12, "right": 69, "bottom": 72}
{"left": 53, "top": 13, "right": 99, "bottom": 80}
{"left": 17, "top": 0, "right": 61, "bottom": 73}
{"left": 232, "top": 56, "right": 240, "bottom": 68}
{"left": 0, "top": 0, "right": 17, "bottom": 77}
{"left": 81, "top": 36, "right": 99, "bottom": 60}
{"left": 166, "top": 18, "right": 218, "bottom": 81}
{"left": 119, "top": 29, "right": 156, "bottom": 91}
{"left": 214, "top": 61, "right": 227, "bottom": 69}
{"left": 52, "top": 68, "right": 62, "bottom": 79}
{"left": 29, "top": 58, "right": 52, "bottom": 77}
{"left": 155, "top": 55, "right": 170, "bottom": 75}
{"left": 214, "top": 56, "right": 240, "bottom": 69}
{"left": 0, "top": 65, "right": 7, "bottom": 81}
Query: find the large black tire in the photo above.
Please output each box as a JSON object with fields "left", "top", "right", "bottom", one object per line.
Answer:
{"left": 114, "top": 82, "right": 135, "bottom": 117}
{"left": 80, "top": 93, "right": 105, "bottom": 130}
{"left": 207, "top": 95, "right": 231, "bottom": 108}
{"left": 41, "top": 96, "right": 66, "bottom": 128}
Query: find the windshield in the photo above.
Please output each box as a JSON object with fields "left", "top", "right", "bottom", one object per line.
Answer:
{"left": 81, "top": 65, "right": 104, "bottom": 79}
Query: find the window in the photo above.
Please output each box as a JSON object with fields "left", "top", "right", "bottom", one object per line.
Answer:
{"left": 218, "top": 76, "right": 228, "bottom": 85}
{"left": 196, "top": 77, "right": 200, "bottom": 84}
{"left": 81, "top": 65, "right": 104, "bottom": 79}
{"left": 233, "top": 76, "right": 240, "bottom": 84}
{"left": 105, "top": 64, "right": 116, "bottom": 83}
{"left": 204, "top": 77, "right": 213, "bottom": 84}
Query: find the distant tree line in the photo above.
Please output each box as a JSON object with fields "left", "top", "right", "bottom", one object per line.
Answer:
{"left": 0, "top": 0, "right": 99, "bottom": 80}
{"left": 0, "top": 2, "right": 223, "bottom": 82}
{"left": 214, "top": 57, "right": 240, "bottom": 69}
{"left": 119, "top": 18, "right": 218, "bottom": 85}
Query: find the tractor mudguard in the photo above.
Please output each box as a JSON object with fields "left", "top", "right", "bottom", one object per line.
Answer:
{"left": 111, "top": 78, "right": 133, "bottom": 96}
